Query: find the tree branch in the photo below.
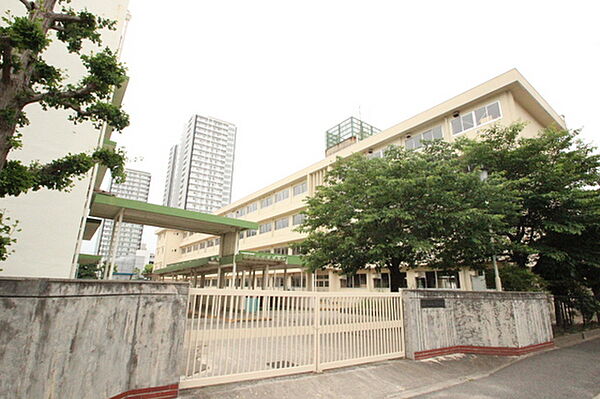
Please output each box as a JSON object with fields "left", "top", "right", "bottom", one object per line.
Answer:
{"left": 22, "top": 82, "right": 97, "bottom": 106}
{"left": 18, "top": 0, "right": 33, "bottom": 11}
{"left": 1, "top": 41, "right": 11, "bottom": 84}
{"left": 49, "top": 13, "right": 83, "bottom": 23}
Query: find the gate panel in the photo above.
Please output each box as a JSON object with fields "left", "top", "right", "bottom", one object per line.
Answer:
{"left": 180, "top": 289, "right": 404, "bottom": 389}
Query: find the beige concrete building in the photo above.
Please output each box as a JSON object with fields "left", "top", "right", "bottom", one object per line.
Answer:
{"left": 154, "top": 69, "right": 566, "bottom": 291}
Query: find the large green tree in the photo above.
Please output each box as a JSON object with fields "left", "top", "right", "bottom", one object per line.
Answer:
{"left": 0, "top": 0, "right": 128, "bottom": 197}
{"left": 457, "top": 123, "right": 600, "bottom": 270}
{"left": 298, "top": 142, "right": 517, "bottom": 291}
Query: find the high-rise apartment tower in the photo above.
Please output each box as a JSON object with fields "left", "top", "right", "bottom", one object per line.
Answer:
{"left": 163, "top": 115, "right": 236, "bottom": 213}
{"left": 96, "top": 169, "right": 151, "bottom": 258}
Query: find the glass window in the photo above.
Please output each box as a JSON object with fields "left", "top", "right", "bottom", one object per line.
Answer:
{"left": 273, "top": 247, "right": 288, "bottom": 255}
{"left": 275, "top": 217, "right": 289, "bottom": 230}
{"left": 293, "top": 181, "right": 307, "bottom": 196}
{"left": 451, "top": 118, "right": 463, "bottom": 135}
{"left": 292, "top": 213, "right": 306, "bottom": 225}
{"left": 260, "top": 196, "right": 273, "bottom": 208}
{"left": 461, "top": 113, "right": 474, "bottom": 131}
{"left": 246, "top": 229, "right": 257, "bottom": 237}
{"left": 207, "top": 240, "right": 214, "bottom": 247}
{"left": 405, "top": 137, "right": 415, "bottom": 150}
{"left": 239, "top": 231, "right": 245, "bottom": 239}
{"left": 259, "top": 223, "right": 272, "bottom": 234}
{"left": 316, "top": 274, "right": 329, "bottom": 288}
{"left": 432, "top": 125, "right": 443, "bottom": 139}
{"left": 246, "top": 202, "right": 257, "bottom": 213}
{"left": 274, "top": 189, "right": 289, "bottom": 203}
{"left": 474, "top": 106, "right": 488, "bottom": 125}
{"left": 486, "top": 102, "right": 501, "bottom": 120}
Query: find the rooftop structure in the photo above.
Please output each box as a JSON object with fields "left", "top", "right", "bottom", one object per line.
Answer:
{"left": 325, "top": 117, "right": 381, "bottom": 156}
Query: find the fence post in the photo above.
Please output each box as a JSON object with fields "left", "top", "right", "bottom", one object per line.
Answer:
{"left": 314, "top": 294, "right": 321, "bottom": 373}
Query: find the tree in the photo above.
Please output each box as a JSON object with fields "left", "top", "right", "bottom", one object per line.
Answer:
{"left": 297, "top": 142, "right": 517, "bottom": 291}
{"left": 457, "top": 123, "right": 600, "bottom": 269}
{"left": 142, "top": 263, "right": 153, "bottom": 276}
{"left": 0, "top": 0, "right": 129, "bottom": 258}
{"left": 0, "top": 0, "right": 129, "bottom": 197}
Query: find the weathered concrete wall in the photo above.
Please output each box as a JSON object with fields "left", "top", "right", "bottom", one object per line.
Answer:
{"left": 402, "top": 290, "right": 554, "bottom": 359}
{"left": 0, "top": 278, "right": 188, "bottom": 399}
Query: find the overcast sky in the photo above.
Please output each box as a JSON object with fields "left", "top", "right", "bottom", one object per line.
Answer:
{"left": 85, "top": 0, "right": 600, "bottom": 253}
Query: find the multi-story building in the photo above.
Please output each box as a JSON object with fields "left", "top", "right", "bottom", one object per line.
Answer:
{"left": 0, "top": 1, "right": 130, "bottom": 278}
{"left": 163, "top": 115, "right": 236, "bottom": 213}
{"left": 162, "top": 145, "right": 179, "bottom": 207}
{"left": 96, "top": 169, "right": 151, "bottom": 259}
{"left": 154, "top": 69, "right": 566, "bottom": 292}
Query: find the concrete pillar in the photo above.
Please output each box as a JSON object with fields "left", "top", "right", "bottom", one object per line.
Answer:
{"left": 367, "top": 270, "right": 374, "bottom": 291}
{"left": 105, "top": 208, "right": 124, "bottom": 279}
{"left": 241, "top": 270, "right": 246, "bottom": 289}
{"left": 217, "top": 265, "right": 223, "bottom": 288}
{"left": 200, "top": 274, "right": 206, "bottom": 288}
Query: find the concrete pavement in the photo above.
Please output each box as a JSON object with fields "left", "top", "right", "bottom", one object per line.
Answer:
{"left": 414, "top": 337, "right": 600, "bottom": 399}
{"left": 180, "top": 332, "right": 600, "bottom": 399}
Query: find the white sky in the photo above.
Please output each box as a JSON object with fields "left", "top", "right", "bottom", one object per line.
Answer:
{"left": 85, "top": 0, "right": 600, "bottom": 253}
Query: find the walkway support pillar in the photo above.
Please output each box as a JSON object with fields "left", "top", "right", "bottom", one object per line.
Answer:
{"left": 105, "top": 208, "right": 124, "bottom": 280}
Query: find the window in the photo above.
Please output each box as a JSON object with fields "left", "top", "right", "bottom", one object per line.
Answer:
{"left": 274, "top": 189, "right": 289, "bottom": 203}
{"left": 274, "top": 217, "right": 289, "bottom": 230}
{"left": 259, "top": 223, "right": 272, "bottom": 234}
{"left": 260, "top": 196, "right": 273, "bottom": 208}
{"left": 316, "top": 274, "right": 329, "bottom": 288}
{"left": 246, "top": 229, "right": 257, "bottom": 237}
{"left": 215, "top": 238, "right": 220, "bottom": 245}
{"left": 207, "top": 240, "right": 214, "bottom": 247}
{"left": 273, "top": 247, "right": 288, "bottom": 255}
{"left": 405, "top": 125, "right": 443, "bottom": 150}
{"left": 199, "top": 241, "right": 206, "bottom": 249}
{"left": 341, "top": 274, "right": 367, "bottom": 288}
{"left": 293, "top": 181, "right": 307, "bottom": 196}
{"left": 451, "top": 101, "right": 502, "bottom": 135}
{"left": 246, "top": 202, "right": 257, "bottom": 213}
{"left": 239, "top": 231, "right": 245, "bottom": 239}
{"left": 373, "top": 273, "right": 390, "bottom": 288}
{"left": 292, "top": 213, "right": 306, "bottom": 226}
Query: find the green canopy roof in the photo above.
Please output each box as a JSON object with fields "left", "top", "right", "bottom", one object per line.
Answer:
{"left": 89, "top": 193, "right": 257, "bottom": 235}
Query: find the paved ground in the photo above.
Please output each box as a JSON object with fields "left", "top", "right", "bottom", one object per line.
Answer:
{"left": 414, "top": 337, "right": 600, "bottom": 399}
{"left": 180, "top": 334, "right": 600, "bottom": 399}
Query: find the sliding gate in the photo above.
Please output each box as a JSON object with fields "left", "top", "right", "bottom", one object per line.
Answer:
{"left": 180, "top": 289, "right": 404, "bottom": 389}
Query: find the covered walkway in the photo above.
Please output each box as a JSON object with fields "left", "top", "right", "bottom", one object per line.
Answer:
{"left": 153, "top": 250, "right": 309, "bottom": 290}
{"left": 87, "top": 192, "right": 258, "bottom": 279}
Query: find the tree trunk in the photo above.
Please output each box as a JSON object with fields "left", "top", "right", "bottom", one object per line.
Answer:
{"left": 388, "top": 258, "right": 403, "bottom": 292}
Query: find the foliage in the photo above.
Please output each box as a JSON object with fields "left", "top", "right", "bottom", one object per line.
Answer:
{"left": 297, "top": 141, "right": 517, "bottom": 291}
{"left": 0, "top": 0, "right": 129, "bottom": 181}
{"left": 143, "top": 264, "right": 154, "bottom": 275}
{"left": 0, "top": 212, "right": 18, "bottom": 261}
{"left": 0, "top": 0, "right": 129, "bottom": 261}
{"left": 76, "top": 261, "right": 101, "bottom": 279}
{"left": 0, "top": 147, "right": 125, "bottom": 197}
{"left": 485, "top": 265, "right": 546, "bottom": 292}
{"left": 456, "top": 124, "right": 600, "bottom": 269}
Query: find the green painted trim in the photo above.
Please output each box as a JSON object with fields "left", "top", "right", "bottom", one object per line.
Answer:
{"left": 78, "top": 254, "right": 102, "bottom": 265}
{"left": 92, "top": 193, "right": 258, "bottom": 230}
{"left": 155, "top": 255, "right": 218, "bottom": 274}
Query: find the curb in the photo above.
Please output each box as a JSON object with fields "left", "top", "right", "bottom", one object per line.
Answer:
{"left": 392, "top": 329, "right": 600, "bottom": 399}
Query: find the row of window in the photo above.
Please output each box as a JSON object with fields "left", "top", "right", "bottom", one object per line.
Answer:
{"left": 228, "top": 181, "right": 308, "bottom": 219}
{"left": 405, "top": 125, "right": 444, "bottom": 150}
{"left": 451, "top": 101, "right": 501, "bottom": 135}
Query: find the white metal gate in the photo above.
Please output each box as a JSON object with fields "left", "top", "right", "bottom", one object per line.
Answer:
{"left": 180, "top": 289, "right": 404, "bottom": 389}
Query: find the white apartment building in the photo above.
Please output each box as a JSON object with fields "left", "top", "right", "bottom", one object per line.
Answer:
{"left": 0, "top": 1, "right": 130, "bottom": 278}
{"left": 162, "top": 145, "right": 179, "bottom": 207}
{"left": 154, "top": 70, "right": 567, "bottom": 292}
{"left": 163, "top": 115, "right": 237, "bottom": 213}
{"left": 96, "top": 169, "right": 151, "bottom": 258}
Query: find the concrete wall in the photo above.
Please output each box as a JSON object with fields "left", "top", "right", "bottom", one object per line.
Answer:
{"left": 0, "top": 278, "right": 188, "bottom": 399}
{"left": 402, "top": 290, "right": 554, "bottom": 360}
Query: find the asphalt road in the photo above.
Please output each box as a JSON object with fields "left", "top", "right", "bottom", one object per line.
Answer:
{"left": 415, "top": 337, "right": 600, "bottom": 399}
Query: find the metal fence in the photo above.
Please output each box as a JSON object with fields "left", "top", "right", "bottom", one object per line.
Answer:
{"left": 180, "top": 289, "right": 404, "bottom": 389}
